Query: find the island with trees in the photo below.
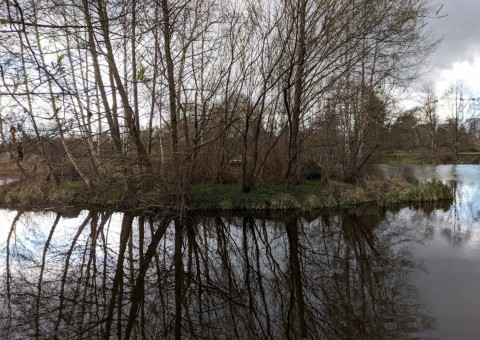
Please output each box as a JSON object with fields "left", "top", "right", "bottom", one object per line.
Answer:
{"left": 0, "top": 0, "right": 460, "bottom": 211}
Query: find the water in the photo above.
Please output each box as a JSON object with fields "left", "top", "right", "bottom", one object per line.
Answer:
{"left": 0, "top": 165, "right": 479, "bottom": 339}
{"left": 375, "top": 164, "right": 480, "bottom": 340}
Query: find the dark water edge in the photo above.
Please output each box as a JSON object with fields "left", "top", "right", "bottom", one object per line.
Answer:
{"left": 0, "top": 164, "right": 479, "bottom": 339}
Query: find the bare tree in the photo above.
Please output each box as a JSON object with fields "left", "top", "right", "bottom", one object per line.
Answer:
{"left": 0, "top": 0, "right": 441, "bottom": 191}
{"left": 442, "top": 80, "right": 475, "bottom": 162}
{"left": 418, "top": 81, "right": 441, "bottom": 160}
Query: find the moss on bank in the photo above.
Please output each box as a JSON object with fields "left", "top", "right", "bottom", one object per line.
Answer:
{"left": 0, "top": 176, "right": 453, "bottom": 212}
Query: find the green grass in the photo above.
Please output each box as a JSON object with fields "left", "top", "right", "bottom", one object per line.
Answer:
{"left": 0, "top": 176, "right": 453, "bottom": 212}
{"left": 189, "top": 181, "right": 349, "bottom": 211}
{"left": 378, "top": 179, "right": 453, "bottom": 206}
{"left": 378, "top": 152, "right": 480, "bottom": 164}
{"left": 189, "top": 178, "right": 453, "bottom": 211}
{"left": 189, "top": 183, "right": 303, "bottom": 210}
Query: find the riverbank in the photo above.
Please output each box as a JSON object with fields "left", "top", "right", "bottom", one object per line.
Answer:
{"left": 377, "top": 152, "right": 480, "bottom": 164}
{"left": 0, "top": 176, "right": 453, "bottom": 212}
{"left": 189, "top": 178, "right": 453, "bottom": 211}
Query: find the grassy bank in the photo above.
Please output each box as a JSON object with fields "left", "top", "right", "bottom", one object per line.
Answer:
{"left": 0, "top": 176, "right": 453, "bottom": 212}
{"left": 0, "top": 179, "right": 154, "bottom": 210}
{"left": 377, "top": 152, "right": 480, "bottom": 164}
{"left": 189, "top": 178, "right": 453, "bottom": 211}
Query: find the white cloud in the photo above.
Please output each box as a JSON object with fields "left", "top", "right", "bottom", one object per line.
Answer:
{"left": 434, "top": 55, "right": 480, "bottom": 97}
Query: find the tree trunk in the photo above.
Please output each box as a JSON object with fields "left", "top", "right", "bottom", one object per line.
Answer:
{"left": 285, "top": 0, "right": 307, "bottom": 185}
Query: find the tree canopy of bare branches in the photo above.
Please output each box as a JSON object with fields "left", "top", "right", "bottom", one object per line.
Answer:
{"left": 0, "top": 0, "right": 440, "bottom": 193}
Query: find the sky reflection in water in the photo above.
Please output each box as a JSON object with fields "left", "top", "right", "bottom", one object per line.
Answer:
{"left": 376, "top": 164, "right": 480, "bottom": 340}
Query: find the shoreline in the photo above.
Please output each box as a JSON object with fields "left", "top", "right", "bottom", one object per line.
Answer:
{"left": 0, "top": 176, "right": 454, "bottom": 213}
{"left": 377, "top": 152, "right": 480, "bottom": 164}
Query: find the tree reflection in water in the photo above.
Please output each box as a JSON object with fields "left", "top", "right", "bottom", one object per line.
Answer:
{"left": 0, "top": 206, "right": 436, "bottom": 339}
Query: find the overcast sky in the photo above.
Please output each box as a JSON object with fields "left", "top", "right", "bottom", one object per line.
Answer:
{"left": 423, "top": 0, "right": 480, "bottom": 97}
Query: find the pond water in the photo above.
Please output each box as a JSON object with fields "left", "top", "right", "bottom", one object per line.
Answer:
{"left": 0, "top": 164, "right": 479, "bottom": 339}
{"left": 375, "top": 164, "right": 480, "bottom": 340}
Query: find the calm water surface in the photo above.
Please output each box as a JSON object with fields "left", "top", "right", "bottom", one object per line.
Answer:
{"left": 376, "top": 164, "right": 480, "bottom": 340}
{"left": 0, "top": 164, "right": 478, "bottom": 339}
